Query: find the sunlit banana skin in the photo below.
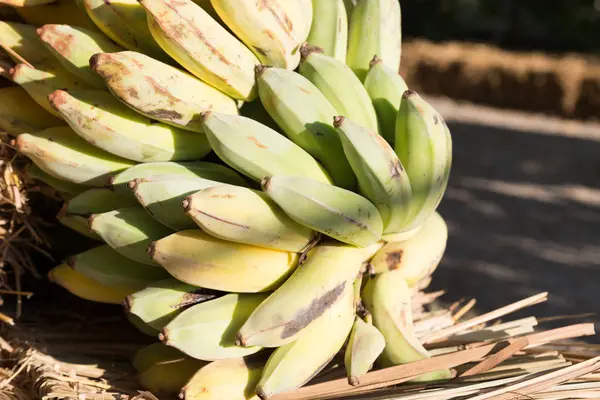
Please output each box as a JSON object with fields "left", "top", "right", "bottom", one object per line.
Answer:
{"left": 202, "top": 112, "right": 332, "bottom": 185}
{"left": 90, "top": 51, "right": 239, "bottom": 132}
{"left": 237, "top": 243, "right": 363, "bottom": 348}
{"left": 161, "top": 293, "right": 268, "bottom": 361}
{"left": 184, "top": 185, "right": 316, "bottom": 252}
{"left": 344, "top": 316, "right": 386, "bottom": 386}
{"left": 182, "top": 358, "right": 263, "bottom": 400}
{"left": 89, "top": 206, "right": 173, "bottom": 266}
{"left": 306, "top": 0, "right": 348, "bottom": 62}
{"left": 262, "top": 175, "right": 383, "bottom": 247}
{"left": 15, "top": 0, "right": 100, "bottom": 32}
{"left": 25, "top": 163, "right": 86, "bottom": 198}
{"left": 256, "top": 65, "right": 356, "bottom": 190}
{"left": 346, "top": 0, "right": 402, "bottom": 82}
{"left": 138, "top": 355, "right": 207, "bottom": 395}
{"left": 335, "top": 116, "right": 412, "bottom": 234}
{"left": 133, "top": 342, "right": 188, "bottom": 372}
{"left": 0, "top": 0, "right": 54, "bottom": 6}
{"left": 0, "top": 20, "right": 62, "bottom": 72}
{"left": 299, "top": 45, "right": 378, "bottom": 132}
{"left": 140, "top": 0, "right": 259, "bottom": 101}
{"left": 0, "top": 86, "right": 63, "bottom": 136}
{"left": 239, "top": 99, "right": 281, "bottom": 134}
{"left": 150, "top": 230, "right": 299, "bottom": 293}
{"left": 16, "top": 126, "right": 135, "bottom": 186}
{"left": 364, "top": 56, "right": 409, "bottom": 146}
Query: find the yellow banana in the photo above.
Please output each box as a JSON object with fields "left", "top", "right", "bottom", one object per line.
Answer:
{"left": 0, "top": 85, "right": 63, "bottom": 136}
{"left": 138, "top": 355, "right": 207, "bottom": 395}
{"left": 133, "top": 342, "right": 188, "bottom": 372}
{"left": 306, "top": 0, "right": 348, "bottom": 62}
{"left": 344, "top": 316, "right": 385, "bottom": 386}
{"left": 15, "top": 0, "right": 100, "bottom": 32}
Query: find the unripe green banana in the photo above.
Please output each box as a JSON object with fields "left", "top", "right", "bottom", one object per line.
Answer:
{"left": 363, "top": 56, "right": 409, "bottom": 146}
{"left": 24, "top": 163, "right": 86, "bottom": 198}
{"left": 150, "top": 230, "right": 299, "bottom": 293}
{"left": 184, "top": 185, "right": 316, "bottom": 253}
{"left": 128, "top": 313, "right": 160, "bottom": 336}
{"left": 16, "top": 127, "right": 135, "bottom": 186}
{"left": 0, "top": 86, "right": 63, "bottom": 136}
{"left": 89, "top": 206, "right": 173, "bottom": 266}
{"left": 343, "top": 0, "right": 356, "bottom": 20}
{"left": 255, "top": 283, "right": 354, "bottom": 399}
{"left": 358, "top": 241, "right": 385, "bottom": 264}
{"left": 344, "top": 316, "right": 386, "bottom": 386}
{"left": 239, "top": 99, "right": 281, "bottom": 134}
{"left": 334, "top": 116, "right": 412, "bottom": 234}
{"left": 15, "top": 0, "right": 100, "bottom": 32}
{"left": 237, "top": 243, "right": 362, "bottom": 348}
{"left": 138, "top": 355, "right": 206, "bottom": 395}
{"left": 306, "top": 0, "right": 348, "bottom": 62}
{"left": 161, "top": 293, "right": 268, "bottom": 361}
{"left": 0, "top": 0, "right": 54, "bottom": 6}
{"left": 133, "top": 342, "right": 187, "bottom": 372}
{"left": 202, "top": 112, "right": 332, "bottom": 185}
{"left": 90, "top": 51, "right": 239, "bottom": 132}
{"left": 346, "top": 0, "right": 402, "bottom": 81}
{"left": 395, "top": 90, "right": 452, "bottom": 231}
{"left": 0, "top": 20, "right": 61, "bottom": 72}
{"left": 299, "top": 44, "right": 378, "bottom": 133}
{"left": 140, "top": 0, "right": 259, "bottom": 101}
{"left": 255, "top": 65, "right": 356, "bottom": 190}
{"left": 262, "top": 175, "right": 383, "bottom": 247}
{"left": 37, "top": 24, "right": 123, "bottom": 88}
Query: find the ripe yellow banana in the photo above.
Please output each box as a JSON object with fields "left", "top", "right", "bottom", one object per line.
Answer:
{"left": 184, "top": 185, "right": 316, "bottom": 252}
{"left": 261, "top": 175, "right": 383, "bottom": 247}
{"left": 306, "top": 0, "right": 348, "bottom": 62}
{"left": 0, "top": 86, "right": 62, "bottom": 136}
{"left": 24, "top": 163, "right": 86, "bottom": 198}
{"left": 138, "top": 355, "right": 207, "bottom": 395}
{"left": 149, "top": 230, "right": 299, "bottom": 293}
{"left": 133, "top": 342, "right": 188, "bottom": 372}
{"left": 15, "top": 0, "right": 100, "bottom": 32}
{"left": 237, "top": 243, "right": 362, "bottom": 348}
{"left": 140, "top": 0, "right": 259, "bottom": 101}
{"left": 344, "top": 316, "right": 385, "bottom": 386}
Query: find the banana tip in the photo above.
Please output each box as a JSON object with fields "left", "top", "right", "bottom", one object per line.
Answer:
{"left": 87, "top": 214, "right": 97, "bottom": 229}
{"left": 260, "top": 176, "right": 272, "bottom": 192}
{"left": 181, "top": 197, "right": 191, "bottom": 212}
{"left": 254, "top": 64, "right": 270, "bottom": 77}
{"left": 122, "top": 296, "right": 133, "bottom": 312}
{"left": 147, "top": 241, "right": 157, "bottom": 259}
{"left": 88, "top": 53, "right": 103, "bottom": 71}
{"left": 348, "top": 376, "right": 360, "bottom": 386}
{"left": 47, "top": 89, "right": 67, "bottom": 110}
{"left": 65, "top": 256, "right": 76, "bottom": 268}
{"left": 402, "top": 89, "right": 417, "bottom": 99}
{"left": 127, "top": 178, "right": 141, "bottom": 191}
{"left": 200, "top": 111, "right": 212, "bottom": 122}
{"left": 299, "top": 42, "right": 324, "bottom": 62}
{"left": 158, "top": 328, "right": 169, "bottom": 344}
{"left": 333, "top": 115, "right": 345, "bottom": 128}
{"left": 255, "top": 387, "right": 268, "bottom": 400}
{"left": 234, "top": 332, "right": 246, "bottom": 347}
{"left": 369, "top": 55, "right": 383, "bottom": 68}
{"left": 178, "top": 389, "right": 186, "bottom": 400}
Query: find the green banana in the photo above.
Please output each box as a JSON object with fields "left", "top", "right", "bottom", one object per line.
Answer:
{"left": 183, "top": 185, "right": 316, "bottom": 252}
{"left": 89, "top": 206, "right": 173, "bottom": 266}
{"left": 261, "top": 175, "right": 383, "bottom": 247}
{"left": 16, "top": 126, "right": 135, "bottom": 186}
{"left": 299, "top": 44, "right": 378, "bottom": 133}
{"left": 343, "top": 0, "right": 356, "bottom": 20}
{"left": 161, "top": 293, "right": 268, "bottom": 361}
{"left": 306, "top": 0, "right": 348, "bottom": 62}
{"left": 346, "top": 0, "right": 402, "bottom": 82}
{"left": 24, "top": 163, "right": 86, "bottom": 198}
{"left": 0, "top": 0, "right": 54, "bottom": 6}
{"left": 344, "top": 316, "right": 386, "bottom": 386}
{"left": 255, "top": 65, "right": 356, "bottom": 190}
{"left": 0, "top": 86, "right": 63, "bottom": 136}
{"left": 237, "top": 243, "right": 362, "bottom": 348}
{"left": 133, "top": 342, "right": 188, "bottom": 372}
{"left": 0, "top": 20, "right": 62, "bottom": 72}
{"left": 15, "top": 0, "right": 100, "bottom": 32}
{"left": 140, "top": 0, "right": 259, "bottom": 101}
{"left": 202, "top": 112, "right": 332, "bottom": 185}
{"left": 334, "top": 116, "right": 412, "bottom": 234}
{"left": 90, "top": 51, "right": 239, "bottom": 132}
{"left": 128, "top": 313, "right": 160, "bottom": 336}
{"left": 363, "top": 55, "right": 409, "bottom": 145}
{"left": 138, "top": 355, "right": 206, "bottom": 395}
{"left": 149, "top": 230, "right": 299, "bottom": 293}
{"left": 239, "top": 98, "right": 281, "bottom": 134}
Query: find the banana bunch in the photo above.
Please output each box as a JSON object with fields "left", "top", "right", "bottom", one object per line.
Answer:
{"left": 1, "top": 0, "right": 456, "bottom": 398}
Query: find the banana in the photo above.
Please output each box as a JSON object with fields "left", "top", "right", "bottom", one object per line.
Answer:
{"left": 369, "top": 211, "right": 447, "bottom": 283}
{"left": 334, "top": 116, "right": 412, "bottom": 234}
{"left": 255, "top": 65, "right": 356, "bottom": 190}
{"left": 37, "top": 24, "right": 122, "bottom": 88}
{"left": 16, "top": 126, "right": 135, "bottom": 186}
{"left": 15, "top": 0, "right": 100, "bottom": 32}
{"left": 363, "top": 56, "right": 409, "bottom": 145}
{"left": 210, "top": 0, "right": 310, "bottom": 69}
{"left": 362, "top": 270, "right": 452, "bottom": 382}
{"left": 306, "top": 0, "right": 348, "bottom": 62}
{"left": 138, "top": 355, "right": 207, "bottom": 395}
{"left": 183, "top": 185, "right": 316, "bottom": 252}
{"left": 0, "top": 20, "right": 60, "bottom": 70}
{"left": 0, "top": 55, "right": 12, "bottom": 80}
{"left": 358, "top": 241, "right": 385, "bottom": 263}
{"left": 239, "top": 99, "right": 281, "bottom": 134}
{"left": 0, "top": 86, "right": 63, "bottom": 136}
{"left": 261, "top": 175, "right": 383, "bottom": 247}
{"left": 161, "top": 293, "right": 268, "bottom": 361}
{"left": 149, "top": 230, "right": 299, "bottom": 293}
{"left": 299, "top": 44, "right": 378, "bottom": 133}
{"left": 133, "top": 342, "right": 187, "bottom": 372}
{"left": 344, "top": 316, "right": 386, "bottom": 386}
{"left": 182, "top": 358, "right": 263, "bottom": 400}
{"left": 381, "top": 224, "right": 422, "bottom": 243}
{"left": 346, "top": 0, "right": 402, "bottom": 82}
{"left": 24, "top": 163, "right": 86, "bottom": 198}
{"left": 126, "top": 278, "right": 220, "bottom": 332}
{"left": 90, "top": 51, "right": 239, "bottom": 132}
{"left": 48, "top": 89, "right": 211, "bottom": 162}
{"left": 48, "top": 264, "right": 136, "bottom": 304}
{"left": 128, "top": 313, "right": 160, "bottom": 336}
{"left": 237, "top": 243, "right": 362, "bottom": 348}
{"left": 395, "top": 90, "right": 452, "bottom": 231}
{"left": 140, "top": 0, "right": 259, "bottom": 101}
{"left": 343, "top": 0, "right": 356, "bottom": 20}
{"left": 89, "top": 206, "right": 174, "bottom": 266}
{"left": 202, "top": 112, "right": 332, "bottom": 185}
{"left": 255, "top": 282, "right": 355, "bottom": 399}
{"left": 0, "top": 0, "right": 54, "bottom": 6}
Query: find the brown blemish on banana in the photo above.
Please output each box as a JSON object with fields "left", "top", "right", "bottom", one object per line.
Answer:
{"left": 47, "top": 90, "right": 68, "bottom": 110}
{"left": 126, "top": 87, "right": 139, "bottom": 99}
{"left": 253, "top": 46, "right": 267, "bottom": 56}
{"left": 390, "top": 159, "right": 404, "bottom": 179}
{"left": 370, "top": 55, "right": 383, "bottom": 68}
{"left": 247, "top": 136, "right": 268, "bottom": 149}
{"left": 145, "top": 109, "right": 184, "bottom": 121}
{"left": 254, "top": 64, "right": 270, "bottom": 78}
{"left": 176, "top": 290, "right": 218, "bottom": 309}
{"left": 38, "top": 25, "right": 74, "bottom": 58}
{"left": 158, "top": 328, "right": 169, "bottom": 344}
{"left": 333, "top": 115, "right": 345, "bottom": 128}
{"left": 386, "top": 250, "right": 403, "bottom": 270}
{"left": 194, "top": 210, "right": 250, "bottom": 229}
{"left": 259, "top": 0, "right": 294, "bottom": 37}
{"left": 147, "top": 241, "right": 157, "bottom": 259}
{"left": 260, "top": 176, "right": 272, "bottom": 191}
{"left": 300, "top": 43, "right": 324, "bottom": 62}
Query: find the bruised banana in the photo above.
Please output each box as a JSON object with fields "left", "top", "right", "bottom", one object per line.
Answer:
{"left": 256, "top": 65, "right": 356, "bottom": 190}
{"left": 24, "top": 163, "right": 86, "bottom": 198}
{"left": 133, "top": 342, "right": 187, "bottom": 372}
{"left": 149, "top": 230, "right": 299, "bottom": 293}
{"left": 202, "top": 112, "right": 332, "bottom": 185}
{"left": 161, "top": 293, "right": 268, "bottom": 361}
{"left": 138, "top": 355, "right": 206, "bottom": 395}
{"left": 299, "top": 44, "right": 378, "bottom": 133}
{"left": 90, "top": 51, "right": 239, "bottom": 132}
{"left": 237, "top": 243, "right": 363, "bottom": 348}
{"left": 335, "top": 116, "right": 412, "bottom": 234}
{"left": 140, "top": 0, "right": 259, "bottom": 101}
{"left": 16, "top": 126, "right": 135, "bottom": 186}
{"left": 344, "top": 316, "right": 386, "bottom": 386}
{"left": 89, "top": 206, "right": 173, "bottom": 266}
{"left": 0, "top": 86, "right": 62, "bottom": 136}
{"left": 184, "top": 185, "right": 316, "bottom": 252}
{"left": 306, "top": 0, "right": 348, "bottom": 62}
{"left": 262, "top": 175, "right": 382, "bottom": 247}
{"left": 16, "top": 0, "right": 99, "bottom": 32}
{"left": 346, "top": 0, "right": 402, "bottom": 82}
{"left": 364, "top": 56, "right": 409, "bottom": 146}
